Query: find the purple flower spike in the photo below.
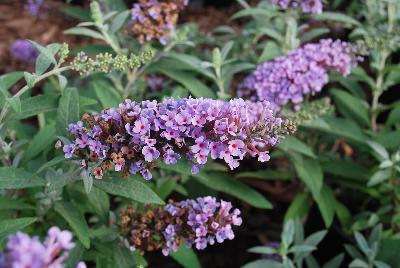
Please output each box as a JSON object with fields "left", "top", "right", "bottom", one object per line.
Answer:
{"left": 61, "top": 98, "right": 292, "bottom": 180}
{"left": 120, "top": 196, "right": 242, "bottom": 256}
{"left": 0, "top": 227, "right": 85, "bottom": 268}
{"left": 238, "top": 39, "right": 361, "bottom": 108}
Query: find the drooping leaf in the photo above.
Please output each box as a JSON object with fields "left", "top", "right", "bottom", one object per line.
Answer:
{"left": 94, "top": 176, "right": 164, "bottom": 205}
{"left": 331, "top": 89, "right": 370, "bottom": 127}
{"left": 292, "top": 154, "right": 323, "bottom": 198}
{"left": 311, "top": 12, "right": 361, "bottom": 26}
{"left": 315, "top": 186, "right": 336, "bottom": 227}
{"left": 55, "top": 202, "right": 91, "bottom": 248}
{"left": 157, "top": 69, "right": 216, "bottom": 98}
{"left": 194, "top": 172, "right": 273, "bottom": 209}
{"left": 279, "top": 136, "right": 317, "bottom": 159}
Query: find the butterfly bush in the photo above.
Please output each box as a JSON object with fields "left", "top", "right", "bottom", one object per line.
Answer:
{"left": 238, "top": 39, "right": 361, "bottom": 109}
{"left": 62, "top": 98, "right": 294, "bottom": 180}
{"left": 0, "top": 227, "right": 85, "bottom": 268}
{"left": 10, "top": 39, "right": 38, "bottom": 62}
{"left": 271, "top": 0, "right": 323, "bottom": 13}
{"left": 120, "top": 196, "right": 242, "bottom": 256}
{"left": 130, "top": 0, "right": 189, "bottom": 44}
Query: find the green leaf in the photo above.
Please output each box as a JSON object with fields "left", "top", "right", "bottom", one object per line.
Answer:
{"left": 0, "top": 217, "right": 37, "bottom": 241}
{"left": 79, "top": 96, "right": 98, "bottom": 107}
{"left": 36, "top": 155, "right": 66, "bottom": 174}
{"left": 321, "top": 117, "right": 367, "bottom": 144}
{"left": 94, "top": 176, "right": 164, "bottom": 204}
{"left": 279, "top": 136, "right": 317, "bottom": 159}
{"left": 315, "top": 186, "right": 336, "bottom": 227}
{"left": 322, "top": 254, "right": 345, "bottom": 268}
{"left": 231, "top": 7, "right": 278, "bottom": 20}
{"left": 28, "top": 40, "right": 57, "bottom": 65}
{"left": 331, "top": 89, "right": 369, "bottom": 127}
{"left": 64, "top": 27, "right": 105, "bottom": 40}
{"left": 322, "top": 159, "right": 371, "bottom": 181}
{"left": 0, "top": 196, "right": 35, "bottom": 210}
{"left": 0, "top": 72, "right": 24, "bottom": 92}
{"left": 165, "top": 53, "right": 215, "bottom": 78}
{"left": 285, "top": 192, "right": 312, "bottom": 221}
{"left": 194, "top": 171, "right": 272, "bottom": 209}
{"left": 300, "top": 28, "right": 330, "bottom": 42}
{"left": 311, "top": 12, "right": 361, "bottom": 26}
{"left": 7, "top": 96, "right": 21, "bottom": 113}
{"left": 113, "top": 244, "right": 136, "bottom": 268}
{"left": 368, "top": 169, "right": 391, "bottom": 186}
{"left": 93, "top": 81, "right": 120, "bottom": 108}
{"left": 170, "top": 245, "right": 202, "bottom": 268}
{"left": 242, "top": 260, "right": 282, "bottom": 268}
{"left": 6, "top": 94, "right": 59, "bottom": 121}
{"left": 56, "top": 88, "right": 80, "bottom": 137}
{"left": 110, "top": 10, "right": 130, "bottom": 33}
{"left": 386, "top": 105, "right": 400, "bottom": 128}
{"left": 24, "top": 72, "right": 37, "bottom": 88}
{"left": 55, "top": 202, "right": 90, "bottom": 248}
{"left": 248, "top": 246, "right": 278, "bottom": 254}
{"left": 65, "top": 242, "right": 85, "bottom": 268}
{"left": 35, "top": 43, "right": 62, "bottom": 75}
{"left": 236, "top": 170, "right": 291, "bottom": 180}
{"left": 292, "top": 155, "right": 323, "bottom": 198}
{"left": 23, "top": 124, "right": 56, "bottom": 161}
{"left": 258, "top": 41, "right": 281, "bottom": 63}
{"left": 349, "top": 259, "right": 369, "bottom": 268}
{"left": 0, "top": 167, "right": 45, "bottom": 189}
{"left": 157, "top": 69, "right": 216, "bottom": 98}
{"left": 87, "top": 187, "right": 110, "bottom": 220}
{"left": 288, "top": 245, "right": 316, "bottom": 254}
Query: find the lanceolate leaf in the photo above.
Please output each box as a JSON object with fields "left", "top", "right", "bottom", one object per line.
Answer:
{"left": 23, "top": 124, "right": 56, "bottom": 162}
{"left": 55, "top": 202, "right": 91, "bottom": 248}
{"left": 194, "top": 172, "right": 273, "bottom": 209}
{"left": 0, "top": 167, "right": 45, "bottom": 189}
{"left": 94, "top": 176, "right": 164, "bottom": 205}
{"left": 56, "top": 87, "right": 80, "bottom": 137}
{"left": 157, "top": 69, "right": 216, "bottom": 98}
{"left": 292, "top": 154, "right": 323, "bottom": 199}
{"left": 0, "top": 217, "right": 37, "bottom": 241}
{"left": 6, "top": 94, "right": 59, "bottom": 121}
{"left": 170, "top": 245, "right": 202, "bottom": 268}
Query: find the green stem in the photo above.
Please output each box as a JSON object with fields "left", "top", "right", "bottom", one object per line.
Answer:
{"left": 0, "top": 66, "right": 72, "bottom": 128}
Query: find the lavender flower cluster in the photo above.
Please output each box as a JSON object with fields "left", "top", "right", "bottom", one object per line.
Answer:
{"left": 271, "top": 0, "right": 323, "bottom": 13}
{"left": 238, "top": 39, "right": 361, "bottom": 108}
{"left": 131, "top": 0, "right": 189, "bottom": 44}
{"left": 0, "top": 227, "right": 85, "bottom": 268}
{"left": 9, "top": 39, "right": 38, "bottom": 62}
{"left": 63, "top": 98, "right": 291, "bottom": 180}
{"left": 162, "top": 197, "right": 242, "bottom": 255}
{"left": 119, "top": 197, "right": 242, "bottom": 256}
